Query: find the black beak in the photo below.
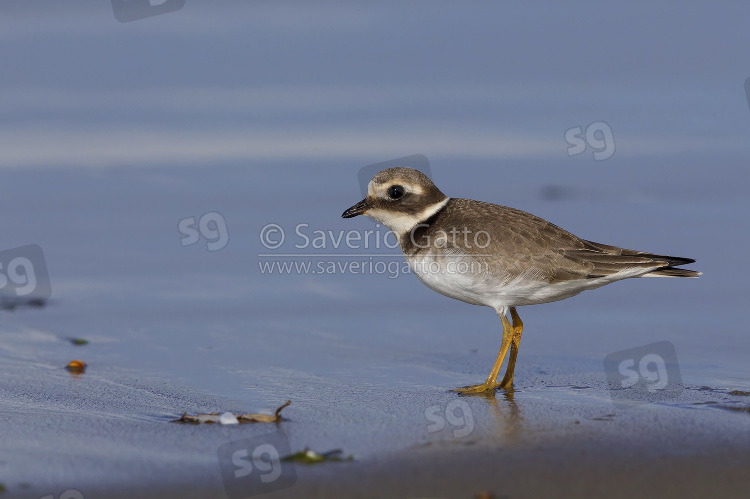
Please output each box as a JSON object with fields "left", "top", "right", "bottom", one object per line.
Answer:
{"left": 342, "top": 198, "right": 369, "bottom": 218}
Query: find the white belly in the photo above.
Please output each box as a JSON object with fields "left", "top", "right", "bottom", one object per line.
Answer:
{"left": 406, "top": 253, "right": 497, "bottom": 307}
{"left": 406, "top": 253, "right": 650, "bottom": 311}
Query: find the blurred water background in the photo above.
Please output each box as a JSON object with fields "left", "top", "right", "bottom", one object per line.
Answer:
{"left": 1, "top": 1, "right": 750, "bottom": 495}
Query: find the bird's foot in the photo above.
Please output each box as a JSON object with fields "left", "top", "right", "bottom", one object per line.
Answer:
{"left": 498, "top": 375, "right": 514, "bottom": 390}
{"left": 452, "top": 381, "right": 502, "bottom": 394}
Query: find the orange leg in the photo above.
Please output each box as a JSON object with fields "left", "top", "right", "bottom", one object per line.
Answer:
{"left": 453, "top": 310, "right": 515, "bottom": 394}
{"left": 499, "top": 307, "right": 523, "bottom": 389}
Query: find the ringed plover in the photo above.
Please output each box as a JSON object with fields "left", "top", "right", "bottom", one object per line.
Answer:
{"left": 342, "top": 167, "right": 700, "bottom": 394}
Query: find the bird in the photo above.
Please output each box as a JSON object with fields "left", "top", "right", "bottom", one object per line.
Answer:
{"left": 342, "top": 167, "right": 700, "bottom": 394}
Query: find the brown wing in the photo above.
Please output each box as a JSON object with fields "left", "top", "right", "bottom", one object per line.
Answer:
{"left": 425, "top": 199, "right": 699, "bottom": 283}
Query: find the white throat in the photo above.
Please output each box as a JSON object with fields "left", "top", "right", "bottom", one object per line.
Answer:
{"left": 366, "top": 198, "right": 450, "bottom": 239}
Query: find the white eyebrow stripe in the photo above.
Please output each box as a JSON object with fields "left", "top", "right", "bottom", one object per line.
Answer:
{"left": 368, "top": 178, "right": 425, "bottom": 198}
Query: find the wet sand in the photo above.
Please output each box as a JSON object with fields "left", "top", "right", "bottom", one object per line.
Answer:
{"left": 2, "top": 339, "right": 750, "bottom": 499}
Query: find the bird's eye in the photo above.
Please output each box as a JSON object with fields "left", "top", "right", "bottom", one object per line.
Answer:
{"left": 387, "top": 185, "right": 405, "bottom": 199}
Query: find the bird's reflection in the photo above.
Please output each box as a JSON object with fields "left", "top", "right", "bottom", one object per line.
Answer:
{"left": 459, "top": 387, "right": 524, "bottom": 444}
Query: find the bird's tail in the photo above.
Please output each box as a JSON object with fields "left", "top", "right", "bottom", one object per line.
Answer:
{"left": 641, "top": 267, "right": 702, "bottom": 278}
{"left": 580, "top": 240, "right": 701, "bottom": 278}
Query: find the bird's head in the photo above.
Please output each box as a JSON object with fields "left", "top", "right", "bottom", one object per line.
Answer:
{"left": 341, "top": 167, "right": 449, "bottom": 237}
